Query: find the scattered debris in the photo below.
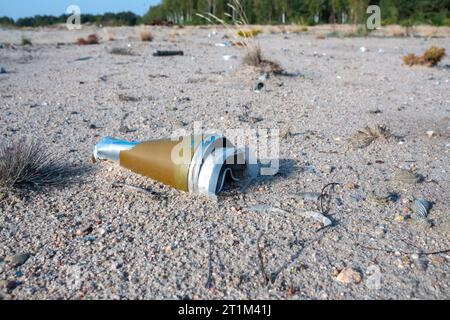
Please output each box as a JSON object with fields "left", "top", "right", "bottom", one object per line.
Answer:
{"left": 118, "top": 94, "right": 140, "bottom": 102}
{"left": 94, "top": 135, "right": 258, "bottom": 198}
{"left": 365, "top": 265, "right": 382, "bottom": 289}
{"left": 368, "top": 108, "right": 382, "bottom": 114}
{"left": 296, "top": 192, "right": 321, "bottom": 201}
{"left": 6, "top": 253, "right": 30, "bottom": 267}
{"left": 351, "top": 124, "right": 391, "bottom": 149}
{"left": 223, "top": 55, "right": 237, "bottom": 61}
{"left": 299, "top": 211, "right": 332, "bottom": 228}
{"left": 335, "top": 267, "right": 362, "bottom": 284}
{"left": 394, "top": 168, "right": 423, "bottom": 184}
{"left": 215, "top": 42, "right": 231, "bottom": 47}
{"left": 149, "top": 74, "right": 168, "bottom": 79}
{"left": 403, "top": 46, "right": 446, "bottom": 67}
{"left": 254, "top": 81, "right": 264, "bottom": 92}
{"left": 369, "top": 191, "right": 400, "bottom": 205}
{"left": 244, "top": 205, "right": 331, "bottom": 228}
{"left": 77, "top": 34, "right": 99, "bottom": 45}
{"left": 109, "top": 47, "right": 134, "bottom": 56}
{"left": 76, "top": 226, "right": 93, "bottom": 237}
{"left": 153, "top": 50, "right": 184, "bottom": 57}
{"left": 415, "top": 199, "right": 432, "bottom": 219}
{"left": 5, "top": 280, "right": 20, "bottom": 293}
{"left": 74, "top": 56, "right": 93, "bottom": 62}
{"left": 244, "top": 205, "right": 289, "bottom": 216}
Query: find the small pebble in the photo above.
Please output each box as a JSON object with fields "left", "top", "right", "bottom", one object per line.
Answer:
{"left": 335, "top": 267, "right": 362, "bottom": 284}
{"left": 6, "top": 253, "right": 30, "bottom": 267}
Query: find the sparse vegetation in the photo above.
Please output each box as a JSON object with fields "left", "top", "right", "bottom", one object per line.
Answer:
{"left": 403, "top": 46, "right": 446, "bottom": 67}
{"left": 139, "top": 30, "right": 154, "bottom": 42}
{"left": 237, "top": 28, "right": 262, "bottom": 38}
{"left": 21, "top": 37, "right": 32, "bottom": 46}
{"left": 351, "top": 124, "right": 391, "bottom": 149}
{"left": 197, "top": 0, "right": 283, "bottom": 75}
{"left": 77, "top": 34, "right": 99, "bottom": 45}
{"left": 0, "top": 139, "right": 80, "bottom": 190}
{"left": 243, "top": 44, "right": 284, "bottom": 74}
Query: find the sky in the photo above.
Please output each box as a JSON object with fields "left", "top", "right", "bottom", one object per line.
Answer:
{"left": 0, "top": 0, "right": 160, "bottom": 19}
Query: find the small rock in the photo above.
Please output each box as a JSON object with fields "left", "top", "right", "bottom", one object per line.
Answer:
{"left": 6, "top": 280, "right": 20, "bottom": 292}
{"left": 76, "top": 225, "right": 93, "bottom": 236}
{"left": 374, "top": 226, "right": 386, "bottom": 238}
{"left": 335, "top": 267, "right": 362, "bottom": 284}
{"left": 426, "top": 130, "right": 436, "bottom": 138}
{"left": 6, "top": 253, "right": 30, "bottom": 267}
{"left": 365, "top": 265, "right": 382, "bottom": 289}
{"left": 394, "top": 169, "right": 422, "bottom": 184}
{"left": 430, "top": 255, "right": 445, "bottom": 266}
{"left": 0, "top": 67, "right": 6, "bottom": 74}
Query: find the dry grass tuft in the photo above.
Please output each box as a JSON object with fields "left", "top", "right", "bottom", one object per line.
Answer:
{"left": 77, "top": 34, "right": 99, "bottom": 45}
{"left": 403, "top": 46, "right": 446, "bottom": 67}
{"left": 139, "top": 30, "right": 154, "bottom": 42}
{"left": 237, "top": 28, "right": 262, "bottom": 38}
{"left": 243, "top": 45, "right": 283, "bottom": 74}
{"left": 0, "top": 139, "right": 84, "bottom": 190}
{"left": 197, "top": 0, "right": 283, "bottom": 75}
{"left": 351, "top": 124, "right": 391, "bottom": 149}
{"left": 21, "top": 37, "right": 32, "bottom": 46}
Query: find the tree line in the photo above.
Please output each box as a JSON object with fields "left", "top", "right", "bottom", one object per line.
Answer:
{"left": 144, "top": 0, "right": 450, "bottom": 26}
{"left": 1, "top": 1, "right": 449, "bottom": 28}
{"left": 0, "top": 11, "right": 140, "bottom": 28}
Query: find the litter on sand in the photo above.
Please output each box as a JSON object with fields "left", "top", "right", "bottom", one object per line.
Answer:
{"left": 415, "top": 199, "right": 431, "bottom": 219}
{"left": 93, "top": 135, "right": 258, "bottom": 198}
{"left": 153, "top": 50, "right": 184, "bottom": 57}
{"left": 254, "top": 81, "right": 264, "bottom": 92}
{"left": 222, "top": 55, "right": 237, "bottom": 61}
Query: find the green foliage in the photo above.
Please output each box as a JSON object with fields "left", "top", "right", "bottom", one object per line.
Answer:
{"left": 145, "top": 0, "right": 450, "bottom": 26}
{"left": 0, "top": 1, "right": 449, "bottom": 27}
{"left": 1, "top": 12, "right": 140, "bottom": 27}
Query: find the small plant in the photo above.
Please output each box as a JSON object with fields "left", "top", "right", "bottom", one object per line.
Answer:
{"left": 77, "top": 34, "right": 99, "bottom": 45}
{"left": 197, "top": 1, "right": 283, "bottom": 75}
{"left": 403, "top": 46, "right": 446, "bottom": 67}
{"left": 237, "top": 28, "right": 262, "bottom": 38}
{"left": 21, "top": 37, "right": 32, "bottom": 46}
{"left": 0, "top": 139, "right": 81, "bottom": 190}
{"left": 139, "top": 30, "right": 154, "bottom": 42}
{"left": 243, "top": 45, "right": 283, "bottom": 74}
{"left": 351, "top": 124, "right": 391, "bottom": 149}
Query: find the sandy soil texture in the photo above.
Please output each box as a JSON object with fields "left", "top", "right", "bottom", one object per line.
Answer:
{"left": 0, "top": 26, "right": 449, "bottom": 299}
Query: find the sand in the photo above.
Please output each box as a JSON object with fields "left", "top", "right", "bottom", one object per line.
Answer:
{"left": 0, "top": 25, "right": 449, "bottom": 299}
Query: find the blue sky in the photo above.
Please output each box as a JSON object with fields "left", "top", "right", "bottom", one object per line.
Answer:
{"left": 0, "top": 0, "right": 160, "bottom": 19}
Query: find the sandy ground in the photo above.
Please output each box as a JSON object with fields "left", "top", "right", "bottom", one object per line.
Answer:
{"left": 0, "top": 25, "right": 449, "bottom": 300}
